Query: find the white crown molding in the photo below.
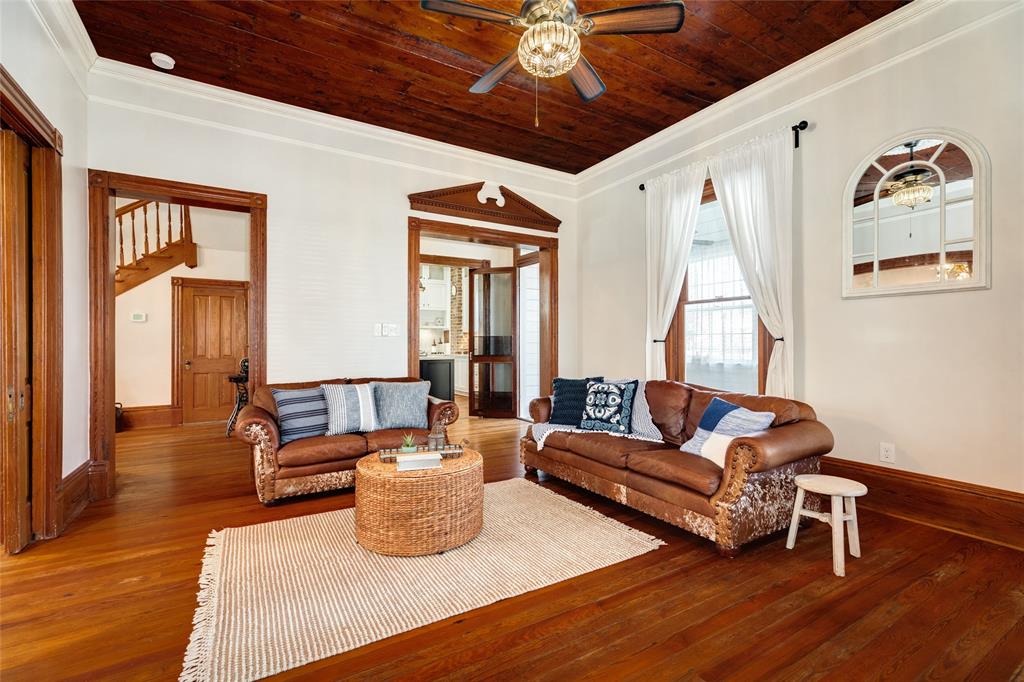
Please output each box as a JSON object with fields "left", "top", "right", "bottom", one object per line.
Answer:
{"left": 27, "top": 0, "right": 97, "bottom": 95}
{"left": 576, "top": 0, "right": 1021, "bottom": 199}
{"left": 88, "top": 58, "right": 577, "bottom": 198}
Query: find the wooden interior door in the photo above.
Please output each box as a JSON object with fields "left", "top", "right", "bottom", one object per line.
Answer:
{"left": 178, "top": 279, "right": 248, "bottom": 423}
{"left": 1, "top": 130, "right": 33, "bottom": 553}
{"left": 468, "top": 266, "right": 517, "bottom": 418}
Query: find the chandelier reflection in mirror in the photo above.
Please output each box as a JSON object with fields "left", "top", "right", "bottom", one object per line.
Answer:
{"left": 844, "top": 131, "right": 990, "bottom": 298}
{"left": 888, "top": 141, "right": 936, "bottom": 209}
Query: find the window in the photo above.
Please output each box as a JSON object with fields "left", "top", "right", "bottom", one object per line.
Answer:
{"left": 666, "top": 181, "right": 770, "bottom": 394}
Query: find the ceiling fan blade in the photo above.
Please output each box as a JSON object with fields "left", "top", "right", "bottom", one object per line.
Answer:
{"left": 568, "top": 56, "right": 606, "bottom": 103}
{"left": 580, "top": 1, "right": 685, "bottom": 35}
{"left": 419, "top": 0, "right": 518, "bottom": 24}
{"left": 469, "top": 51, "right": 519, "bottom": 94}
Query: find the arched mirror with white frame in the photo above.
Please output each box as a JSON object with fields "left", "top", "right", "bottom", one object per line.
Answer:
{"left": 843, "top": 129, "right": 990, "bottom": 298}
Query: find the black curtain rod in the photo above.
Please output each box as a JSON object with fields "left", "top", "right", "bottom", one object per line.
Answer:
{"left": 638, "top": 120, "right": 810, "bottom": 191}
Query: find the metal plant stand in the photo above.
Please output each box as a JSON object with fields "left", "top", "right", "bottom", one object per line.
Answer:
{"left": 226, "top": 357, "right": 249, "bottom": 437}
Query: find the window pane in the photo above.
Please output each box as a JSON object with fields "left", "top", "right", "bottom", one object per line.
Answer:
{"left": 684, "top": 300, "right": 758, "bottom": 394}
{"left": 687, "top": 200, "right": 751, "bottom": 300}
{"left": 684, "top": 200, "right": 757, "bottom": 394}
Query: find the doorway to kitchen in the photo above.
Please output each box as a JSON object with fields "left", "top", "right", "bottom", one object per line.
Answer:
{"left": 408, "top": 218, "right": 557, "bottom": 421}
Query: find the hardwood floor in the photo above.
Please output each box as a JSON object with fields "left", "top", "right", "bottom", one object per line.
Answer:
{"left": 2, "top": 405, "right": 1023, "bottom": 680}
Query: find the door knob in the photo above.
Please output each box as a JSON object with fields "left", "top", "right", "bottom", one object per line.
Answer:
{"left": 184, "top": 360, "right": 192, "bottom": 370}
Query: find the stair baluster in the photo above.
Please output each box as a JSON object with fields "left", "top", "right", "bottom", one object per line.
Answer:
{"left": 130, "top": 211, "right": 138, "bottom": 263}
{"left": 184, "top": 206, "right": 193, "bottom": 244}
{"left": 142, "top": 203, "right": 151, "bottom": 255}
{"left": 167, "top": 202, "right": 172, "bottom": 248}
{"left": 155, "top": 201, "right": 162, "bottom": 250}
{"left": 117, "top": 215, "right": 125, "bottom": 267}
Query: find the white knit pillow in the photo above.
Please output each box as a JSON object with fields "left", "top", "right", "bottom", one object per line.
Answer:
{"left": 322, "top": 383, "right": 377, "bottom": 435}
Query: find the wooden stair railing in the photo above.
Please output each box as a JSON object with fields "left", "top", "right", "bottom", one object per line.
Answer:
{"left": 115, "top": 200, "right": 197, "bottom": 295}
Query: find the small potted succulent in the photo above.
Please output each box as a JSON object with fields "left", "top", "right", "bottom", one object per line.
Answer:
{"left": 400, "top": 433, "right": 418, "bottom": 454}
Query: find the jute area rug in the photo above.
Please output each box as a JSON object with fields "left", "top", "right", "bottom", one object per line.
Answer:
{"left": 181, "top": 477, "right": 664, "bottom": 681}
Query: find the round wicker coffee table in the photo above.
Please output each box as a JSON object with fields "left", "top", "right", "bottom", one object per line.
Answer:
{"left": 354, "top": 449, "right": 484, "bottom": 557}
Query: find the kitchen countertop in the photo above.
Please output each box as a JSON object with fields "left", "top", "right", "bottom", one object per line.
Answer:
{"left": 418, "top": 354, "right": 469, "bottom": 361}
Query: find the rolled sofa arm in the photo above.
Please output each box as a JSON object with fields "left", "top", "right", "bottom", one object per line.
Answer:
{"left": 234, "top": 404, "right": 280, "bottom": 448}
{"left": 529, "top": 396, "right": 552, "bottom": 424}
{"left": 428, "top": 395, "right": 459, "bottom": 428}
{"left": 728, "top": 420, "right": 834, "bottom": 473}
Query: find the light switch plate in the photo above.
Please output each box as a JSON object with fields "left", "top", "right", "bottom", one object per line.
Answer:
{"left": 373, "top": 323, "right": 382, "bottom": 337}
{"left": 383, "top": 323, "right": 399, "bottom": 337}
{"left": 130, "top": 312, "right": 147, "bottom": 323}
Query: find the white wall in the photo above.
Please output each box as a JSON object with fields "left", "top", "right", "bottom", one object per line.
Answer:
{"left": 87, "top": 60, "right": 580, "bottom": 391}
{"left": 115, "top": 241, "right": 249, "bottom": 407}
{"left": 420, "top": 237, "right": 513, "bottom": 267}
{"left": 575, "top": 1, "right": 1024, "bottom": 492}
{"left": 2, "top": 0, "right": 93, "bottom": 476}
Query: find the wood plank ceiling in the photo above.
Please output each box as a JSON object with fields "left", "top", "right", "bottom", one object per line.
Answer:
{"left": 74, "top": 0, "right": 909, "bottom": 174}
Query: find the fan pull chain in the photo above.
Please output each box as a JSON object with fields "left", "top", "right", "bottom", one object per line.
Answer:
{"left": 534, "top": 74, "right": 539, "bottom": 128}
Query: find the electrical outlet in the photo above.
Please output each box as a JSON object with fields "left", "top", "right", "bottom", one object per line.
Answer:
{"left": 879, "top": 442, "right": 896, "bottom": 463}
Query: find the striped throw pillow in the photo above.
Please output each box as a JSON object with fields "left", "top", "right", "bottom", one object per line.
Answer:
{"left": 680, "top": 397, "right": 774, "bottom": 468}
{"left": 271, "top": 387, "right": 329, "bottom": 445}
{"left": 322, "top": 383, "right": 377, "bottom": 435}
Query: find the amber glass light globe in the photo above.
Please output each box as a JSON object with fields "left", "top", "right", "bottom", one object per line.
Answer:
{"left": 517, "top": 21, "right": 581, "bottom": 78}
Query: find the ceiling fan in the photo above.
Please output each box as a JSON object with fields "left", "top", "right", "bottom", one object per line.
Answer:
{"left": 420, "top": 0, "right": 686, "bottom": 103}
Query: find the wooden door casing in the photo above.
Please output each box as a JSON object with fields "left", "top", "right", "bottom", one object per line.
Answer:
{"left": 0, "top": 130, "right": 33, "bottom": 553}
{"left": 175, "top": 278, "right": 248, "bottom": 424}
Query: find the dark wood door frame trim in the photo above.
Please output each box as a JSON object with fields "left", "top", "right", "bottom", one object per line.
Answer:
{"left": 89, "top": 171, "right": 267, "bottom": 501}
{"left": 0, "top": 65, "right": 63, "bottom": 154}
{"left": 171, "top": 277, "right": 250, "bottom": 420}
{"left": 1, "top": 67, "right": 64, "bottom": 547}
{"left": 420, "top": 254, "right": 490, "bottom": 269}
{"left": 409, "top": 182, "right": 561, "bottom": 232}
{"left": 408, "top": 217, "right": 558, "bottom": 398}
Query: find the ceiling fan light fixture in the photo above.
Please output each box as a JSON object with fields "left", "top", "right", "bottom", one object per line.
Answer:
{"left": 518, "top": 21, "right": 580, "bottom": 78}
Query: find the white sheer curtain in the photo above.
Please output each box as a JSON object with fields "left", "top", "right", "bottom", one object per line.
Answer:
{"left": 708, "top": 127, "right": 795, "bottom": 397}
{"left": 644, "top": 161, "right": 707, "bottom": 380}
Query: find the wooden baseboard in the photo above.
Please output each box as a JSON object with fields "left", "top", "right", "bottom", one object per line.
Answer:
{"left": 821, "top": 457, "right": 1024, "bottom": 550}
{"left": 119, "top": 405, "right": 182, "bottom": 430}
{"left": 56, "top": 461, "right": 91, "bottom": 533}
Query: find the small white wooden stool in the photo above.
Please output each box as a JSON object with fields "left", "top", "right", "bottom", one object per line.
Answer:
{"left": 786, "top": 474, "right": 867, "bottom": 577}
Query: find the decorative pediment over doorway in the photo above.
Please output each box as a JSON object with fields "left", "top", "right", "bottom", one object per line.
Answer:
{"left": 408, "top": 182, "right": 560, "bottom": 232}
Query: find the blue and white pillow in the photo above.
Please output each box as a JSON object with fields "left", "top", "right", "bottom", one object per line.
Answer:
{"left": 371, "top": 381, "right": 430, "bottom": 430}
{"left": 322, "top": 383, "right": 377, "bottom": 435}
{"left": 606, "top": 379, "right": 663, "bottom": 442}
{"left": 681, "top": 397, "right": 774, "bottom": 468}
{"left": 580, "top": 380, "right": 638, "bottom": 434}
{"left": 271, "top": 387, "right": 329, "bottom": 445}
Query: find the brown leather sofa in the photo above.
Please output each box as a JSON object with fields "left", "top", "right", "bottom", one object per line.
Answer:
{"left": 521, "top": 381, "right": 834, "bottom": 555}
{"left": 234, "top": 377, "right": 459, "bottom": 504}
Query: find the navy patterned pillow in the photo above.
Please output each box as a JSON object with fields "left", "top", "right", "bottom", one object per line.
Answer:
{"left": 580, "top": 380, "right": 638, "bottom": 434}
{"left": 550, "top": 377, "right": 603, "bottom": 426}
{"left": 271, "top": 387, "right": 329, "bottom": 445}
{"left": 371, "top": 381, "right": 430, "bottom": 430}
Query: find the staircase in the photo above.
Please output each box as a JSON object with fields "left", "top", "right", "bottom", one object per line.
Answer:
{"left": 115, "top": 200, "right": 197, "bottom": 295}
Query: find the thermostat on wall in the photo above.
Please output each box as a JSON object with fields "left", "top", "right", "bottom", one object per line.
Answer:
{"left": 130, "top": 312, "right": 147, "bottom": 323}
